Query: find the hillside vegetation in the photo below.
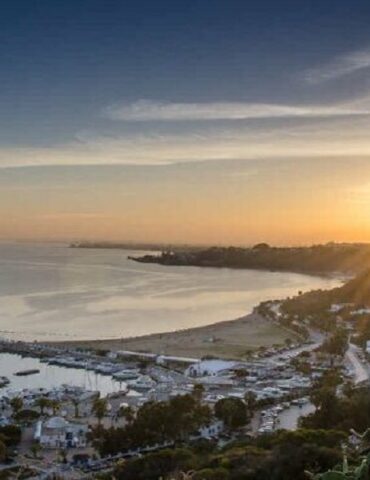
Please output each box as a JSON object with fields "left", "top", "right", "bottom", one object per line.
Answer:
{"left": 282, "top": 268, "right": 370, "bottom": 317}
{"left": 131, "top": 243, "right": 370, "bottom": 275}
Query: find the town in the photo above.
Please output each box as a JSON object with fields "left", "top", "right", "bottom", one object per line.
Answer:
{"left": 0, "top": 287, "right": 369, "bottom": 479}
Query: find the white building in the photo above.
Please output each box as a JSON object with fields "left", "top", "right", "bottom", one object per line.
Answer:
{"left": 198, "top": 420, "right": 224, "bottom": 439}
{"left": 186, "top": 359, "right": 239, "bottom": 377}
{"left": 34, "top": 416, "right": 88, "bottom": 449}
{"left": 366, "top": 341, "right": 370, "bottom": 354}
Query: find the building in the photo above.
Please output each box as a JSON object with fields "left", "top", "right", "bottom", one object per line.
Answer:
{"left": 198, "top": 420, "right": 224, "bottom": 439}
{"left": 186, "top": 359, "right": 240, "bottom": 377}
{"left": 34, "top": 416, "right": 88, "bottom": 449}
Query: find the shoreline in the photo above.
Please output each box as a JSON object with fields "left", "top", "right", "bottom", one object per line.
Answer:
{"left": 47, "top": 311, "right": 300, "bottom": 360}
{"left": 130, "top": 256, "right": 345, "bottom": 280}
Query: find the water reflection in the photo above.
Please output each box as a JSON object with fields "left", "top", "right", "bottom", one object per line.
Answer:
{"left": 0, "top": 353, "right": 124, "bottom": 397}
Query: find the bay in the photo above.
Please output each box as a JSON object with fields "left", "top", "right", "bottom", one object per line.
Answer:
{"left": 0, "top": 242, "right": 341, "bottom": 341}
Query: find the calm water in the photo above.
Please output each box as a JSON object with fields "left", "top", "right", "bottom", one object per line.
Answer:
{"left": 0, "top": 242, "right": 341, "bottom": 341}
{"left": 0, "top": 353, "right": 123, "bottom": 396}
{"left": 278, "top": 403, "right": 315, "bottom": 430}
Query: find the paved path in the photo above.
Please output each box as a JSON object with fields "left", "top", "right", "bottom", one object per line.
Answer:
{"left": 345, "top": 343, "right": 369, "bottom": 385}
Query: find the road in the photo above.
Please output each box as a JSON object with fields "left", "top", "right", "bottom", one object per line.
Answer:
{"left": 345, "top": 343, "right": 370, "bottom": 385}
{"left": 268, "top": 328, "right": 325, "bottom": 364}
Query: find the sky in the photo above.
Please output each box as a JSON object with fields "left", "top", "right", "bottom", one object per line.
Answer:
{"left": 2, "top": 0, "right": 370, "bottom": 245}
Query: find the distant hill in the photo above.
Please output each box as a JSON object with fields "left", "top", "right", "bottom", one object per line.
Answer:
{"left": 131, "top": 243, "right": 370, "bottom": 276}
{"left": 69, "top": 241, "right": 201, "bottom": 252}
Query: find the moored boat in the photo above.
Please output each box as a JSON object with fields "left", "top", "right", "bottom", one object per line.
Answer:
{"left": 14, "top": 369, "right": 40, "bottom": 376}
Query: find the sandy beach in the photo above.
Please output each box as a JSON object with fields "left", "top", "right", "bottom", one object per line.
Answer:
{"left": 51, "top": 312, "right": 297, "bottom": 360}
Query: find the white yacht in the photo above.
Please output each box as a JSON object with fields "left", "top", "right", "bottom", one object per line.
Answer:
{"left": 127, "top": 375, "right": 156, "bottom": 390}
{"left": 113, "top": 369, "right": 140, "bottom": 381}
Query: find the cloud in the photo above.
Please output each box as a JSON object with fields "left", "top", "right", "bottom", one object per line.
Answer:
{"left": 103, "top": 99, "right": 368, "bottom": 122}
{"left": 347, "top": 182, "right": 370, "bottom": 205}
{"left": 2, "top": 96, "right": 370, "bottom": 169}
{"left": 304, "top": 48, "right": 370, "bottom": 84}
{"left": 2, "top": 117, "right": 370, "bottom": 169}
{"left": 35, "top": 213, "right": 109, "bottom": 220}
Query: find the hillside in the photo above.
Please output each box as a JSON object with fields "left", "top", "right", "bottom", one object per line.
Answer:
{"left": 131, "top": 243, "right": 370, "bottom": 275}
{"left": 281, "top": 268, "right": 370, "bottom": 318}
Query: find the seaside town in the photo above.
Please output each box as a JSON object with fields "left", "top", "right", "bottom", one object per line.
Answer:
{"left": 0, "top": 286, "right": 370, "bottom": 479}
{"left": 5, "top": 1, "right": 370, "bottom": 478}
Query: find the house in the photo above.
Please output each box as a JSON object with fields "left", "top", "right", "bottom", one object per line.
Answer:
{"left": 352, "top": 308, "right": 370, "bottom": 316}
{"left": 190, "top": 420, "right": 224, "bottom": 440}
{"left": 198, "top": 420, "right": 224, "bottom": 438}
{"left": 34, "top": 416, "right": 88, "bottom": 449}
{"left": 186, "top": 359, "right": 240, "bottom": 377}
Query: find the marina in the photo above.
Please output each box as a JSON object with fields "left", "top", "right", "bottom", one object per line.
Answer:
{"left": 0, "top": 352, "right": 124, "bottom": 397}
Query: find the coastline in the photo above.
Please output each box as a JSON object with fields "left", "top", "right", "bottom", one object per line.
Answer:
{"left": 47, "top": 311, "right": 299, "bottom": 360}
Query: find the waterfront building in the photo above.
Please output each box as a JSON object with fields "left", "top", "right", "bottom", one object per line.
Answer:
{"left": 34, "top": 416, "right": 88, "bottom": 449}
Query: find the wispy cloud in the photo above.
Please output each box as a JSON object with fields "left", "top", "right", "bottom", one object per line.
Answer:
{"left": 103, "top": 99, "right": 368, "bottom": 122}
{"left": 2, "top": 117, "right": 370, "bottom": 169}
{"left": 2, "top": 95, "right": 370, "bottom": 169}
{"left": 304, "top": 48, "right": 370, "bottom": 84}
{"left": 36, "top": 213, "right": 109, "bottom": 220}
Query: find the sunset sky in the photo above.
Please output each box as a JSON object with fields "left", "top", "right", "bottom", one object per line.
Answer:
{"left": 2, "top": 0, "right": 370, "bottom": 245}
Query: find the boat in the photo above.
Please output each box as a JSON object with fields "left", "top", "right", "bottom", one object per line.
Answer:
{"left": 127, "top": 375, "right": 156, "bottom": 390}
{"left": 113, "top": 369, "right": 140, "bottom": 381}
{"left": 14, "top": 369, "right": 40, "bottom": 376}
{"left": 0, "top": 376, "right": 9, "bottom": 387}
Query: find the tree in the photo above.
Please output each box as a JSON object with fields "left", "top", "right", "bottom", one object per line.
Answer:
{"left": 244, "top": 391, "right": 258, "bottom": 419}
{"left": 214, "top": 398, "right": 247, "bottom": 430}
{"left": 0, "top": 439, "right": 6, "bottom": 463}
{"left": 192, "top": 384, "right": 204, "bottom": 403}
{"left": 113, "top": 448, "right": 194, "bottom": 480}
{"left": 92, "top": 397, "right": 108, "bottom": 425}
{"left": 59, "top": 448, "right": 68, "bottom": 464}
{"left": 50, "top": 400, "right": 60, "bottom": 416}
{"left": 305, "top": 452, "right": 370, "bottom": 479}
{"left": 72, "top": 398, "right": 80, "bottom": 418}
{"left": 34, "top": 397, "right": 52, "bottom": 415}
{"left": 321, "top": 328, "right": 348, "bottom": 357}
{"left": 92, "top": 395, "right": 211, "bottom": 456}
{"left": 0, "top": 425, "right": 21, "bottom": 446}
{"left": 30, "top": 442, "right": 41, "bottom": 459}
{"left": 119, "top": 405, "right": 135, "bottom": 424}
{"left": 14, "top": 409, "right": 40, "bottom": 423}
{"left": 253, "top": 243, "right": 270, "bottom": 250}
{"left": 10, "top": 397, "right": 23, "bottom": 417}
{"left": 302, "top": 387, "right": 370, "bottom": 433}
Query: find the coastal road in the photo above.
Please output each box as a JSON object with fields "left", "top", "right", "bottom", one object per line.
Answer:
{"left": 345, "top": 343, "right": 370, "bottom": 385}
{"left": 268, "top": 328, "right": 325, "bottom": 364}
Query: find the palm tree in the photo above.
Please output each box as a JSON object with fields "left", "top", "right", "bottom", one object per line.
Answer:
{"left": 34, "top": 397, "right": 51, "bottom": 415}
{"left": 118, "top": 405, "right": 135, "bottom": 424}
{"left": 50, "top": 400, "right": 60, "bottom": 416}
{"left": 192, "top": 384, "right": 204, "bottom": 403}
{"left": 244, "top": 391, "right": 257, "bottom": 419}
{"left": 72, "top": 398, "right": 80, "bottom": 418}
{"left": 10, "top": 397, "right": 23, "bottom": 417}
{"left": 92, "top": 397, "right": 108, "bottom": 425}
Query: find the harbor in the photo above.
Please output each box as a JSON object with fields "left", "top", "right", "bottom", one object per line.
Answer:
{"left": 0, "top": 352, "right": 124, "bottom": 397}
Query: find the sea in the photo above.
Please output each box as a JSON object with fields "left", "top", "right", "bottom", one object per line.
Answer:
{"left": 0, "top": 242, "right": 341, "bottom": 342}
